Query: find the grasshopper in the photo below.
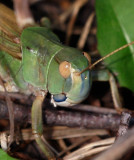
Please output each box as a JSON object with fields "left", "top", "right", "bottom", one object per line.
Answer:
{"left": 0, "top": 3, "right": 134, "bottom": 159}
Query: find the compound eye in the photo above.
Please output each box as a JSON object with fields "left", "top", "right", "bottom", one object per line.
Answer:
{"left": 59, "top": 61, "right": 71, "bottom": 78}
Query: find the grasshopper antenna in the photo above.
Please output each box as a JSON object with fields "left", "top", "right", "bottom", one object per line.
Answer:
{"left": 79, "top": 41, "right": 134, "bottom": 75}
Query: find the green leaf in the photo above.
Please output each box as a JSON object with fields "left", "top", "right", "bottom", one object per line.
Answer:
{"left": 96, "top": 0, "right": 134, "bottom": 92}
{"left": 0, "top": 149, "right": 17, "bottom": 160}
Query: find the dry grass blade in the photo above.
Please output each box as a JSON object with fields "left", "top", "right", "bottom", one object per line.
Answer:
{"left": 0, "top": 3, "right": 22, "bottom": 59}
{"left": 0, "top": 77, "right": 14, "bottom": 149}
{"left": 0, "top": 127, "right": 109, "bottom": 158}
{"left": 59, "top": 3, "right": 74, "bottom": 24}
{"left": 0, "top": 3, "right": 22, "bottom": 36}
{"left": 77, "top": 12, "right": 95, "bottom": 50}
{"left": 63, "top": 137, "right": 115, "bottom": 160}
{"left": 93, "top": 127, "right": 134, "bottom": 160}
{"left": 58, "top": 136, "right": 91, "bottom": 157}
{"left": 59, "top": 0, "right": 87, "bottom": 24}
{"left": 43, "top": 127, "right": 109, "bottom": 140}
{"left": 0, "top": 31, "right": 22, "bottom": 59}
{"left": 0, "top": 133, "right": 8, "bottom": 150}
{"left": 13, "top": 0, "right": 35, "bottom": 28}
{"left": 0, "top": 92, "right": 31, "bottom": 100}
{"left": 2, "top": 127, "right": 108, "bottom": 142}
{"left": 66, "top": 146, "right": 110, "bottom": 160}
{"left": 58, "top": 139, "right": 70, "bottom": 155}
{"left": 66, "top": 0, "right": 88, "bottom": 44}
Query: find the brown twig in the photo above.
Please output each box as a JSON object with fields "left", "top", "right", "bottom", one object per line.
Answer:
{"left": 44, "top": 109, "right": 120, "bottom": 130}
{"left": 0, "top": 100, "right": 122, "bottom": 130}
{"left": 116, "top": 111, "right": 132, "bottom": 138}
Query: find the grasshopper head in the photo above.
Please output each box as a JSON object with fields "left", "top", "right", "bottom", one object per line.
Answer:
{"left": 51, "top": 61, "right": 91, "bottom": 106}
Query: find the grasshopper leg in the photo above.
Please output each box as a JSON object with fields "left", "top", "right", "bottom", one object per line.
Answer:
{"left": 32, "top": 94, "right": 55, "bottom": 159}
{"left": 92, "top": 69, "right": 122, "bottom": 111}
{"left": 108, "top": 72, "right": 122, "bottom": 110}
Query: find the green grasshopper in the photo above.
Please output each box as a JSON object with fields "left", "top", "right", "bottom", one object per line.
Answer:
{"left": 0, "top": 3, "right": 134, "bottom": 159}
